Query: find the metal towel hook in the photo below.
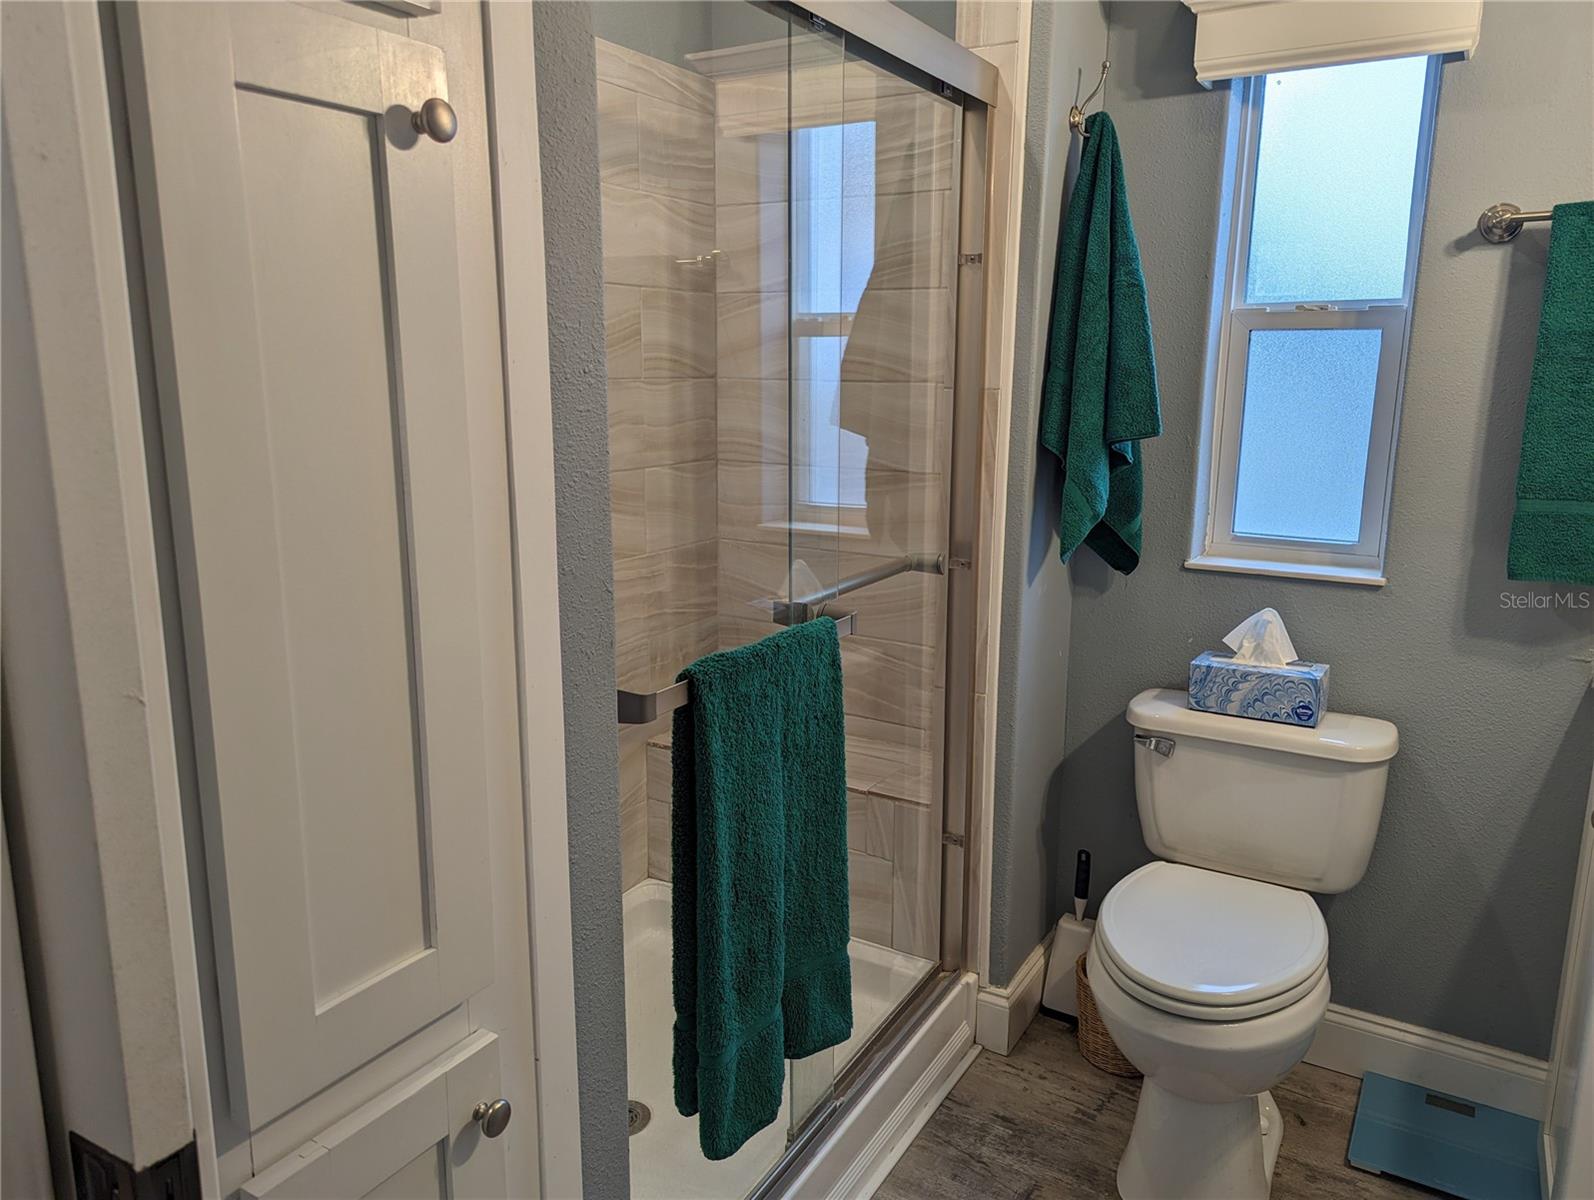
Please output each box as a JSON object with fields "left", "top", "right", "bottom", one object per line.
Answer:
{"left": 1070, "top": 60, "right": 1110, "bottom": 138}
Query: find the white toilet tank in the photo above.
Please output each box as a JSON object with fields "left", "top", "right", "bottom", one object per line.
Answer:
{"left": 1126, "top": 688, "right": 1398, "bottom": 893}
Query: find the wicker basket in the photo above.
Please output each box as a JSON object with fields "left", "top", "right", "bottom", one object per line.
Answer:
{"left": 1075, "top": 952, "right": 1141, "bottom": 1078}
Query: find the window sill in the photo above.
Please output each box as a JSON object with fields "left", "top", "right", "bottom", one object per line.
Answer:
{"left": 1184, "top": 554, "right": 1387, "bottom": 588}
{"left": 760, "top": 520, "right": 871, "bottom": 540}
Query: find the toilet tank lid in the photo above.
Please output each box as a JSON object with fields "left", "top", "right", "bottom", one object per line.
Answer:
{"left": 1127, "top": 688, "right": 1398, "bottom": 763}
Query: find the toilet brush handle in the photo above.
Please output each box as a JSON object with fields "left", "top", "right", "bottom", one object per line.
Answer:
{"left": 1074, "top": 849, "right": 1091, "bottom": 921}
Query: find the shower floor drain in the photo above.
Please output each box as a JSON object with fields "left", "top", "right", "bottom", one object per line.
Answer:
{"left": 628, "top": 1100, "right": 651, "bottom": 1136}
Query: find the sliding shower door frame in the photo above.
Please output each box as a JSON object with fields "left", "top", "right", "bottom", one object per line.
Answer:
{"left": 743, "top": 9, "right": 994, "bottom": 1194}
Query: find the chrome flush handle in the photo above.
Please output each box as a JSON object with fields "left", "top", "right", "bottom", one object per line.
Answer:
{"left": 411, "top": 97, "right": 458, "bottom": 144}
{"left": 1134, "top": 734, "right": 1175, "bottom": 758}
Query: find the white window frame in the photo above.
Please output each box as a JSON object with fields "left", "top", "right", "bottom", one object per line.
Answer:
{"left": 1188, "top": 56, "right": 1442, "bottom": 587}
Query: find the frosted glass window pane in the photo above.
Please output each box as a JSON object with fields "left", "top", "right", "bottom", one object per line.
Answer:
{"left": 1233, "top": 328, "right": 1381, "bottom": 542}
{"left": 795, "top": 337, "right": 866, "bottom": 509}
{"left": 794, "top": 122, "right": 875, "bottom": 316}
{"left": 1245, "top": 56, "right": 1428, "bottom": 304}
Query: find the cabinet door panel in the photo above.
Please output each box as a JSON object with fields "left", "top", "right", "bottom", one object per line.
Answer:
{"left": 123, "top": 0, "right": 491, "bottom": 1123}
{"left": 241, "top": 1032, "right": 507, "bottom": 1200}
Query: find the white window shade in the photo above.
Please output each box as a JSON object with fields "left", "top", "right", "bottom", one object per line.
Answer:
{"left": 1183, "top": 1, "right": 1480, "bottom": 85}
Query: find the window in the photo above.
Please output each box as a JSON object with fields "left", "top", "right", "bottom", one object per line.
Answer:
{"left": 1191, "top": 55, "right": 1440, "bottom": 585}
{"left": 791, "top": 120, "right": 875, "bottom": 516}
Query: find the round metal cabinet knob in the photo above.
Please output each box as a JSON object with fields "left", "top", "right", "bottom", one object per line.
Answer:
{"left": 411, "top": 97, "right": 458, "bottom": 144}
{"left": 472, "top": 1098, "right": 512, "bottom": 1139}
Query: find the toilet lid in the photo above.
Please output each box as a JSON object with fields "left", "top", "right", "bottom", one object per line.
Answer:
{"left": 1097, "top": 862, "right": 1328, "bottom": 1012}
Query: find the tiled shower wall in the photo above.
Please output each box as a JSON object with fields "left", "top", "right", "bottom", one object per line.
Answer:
{"left": 599, "top": 38, "right": 956, "bottom": 961}
{"left": 599, "top": 39, "right": 720, "bottom": 891}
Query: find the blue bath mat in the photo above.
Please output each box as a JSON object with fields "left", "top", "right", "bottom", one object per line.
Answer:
{"left": 1347, "top": 1072, "right": 1540, "bottom": 1200}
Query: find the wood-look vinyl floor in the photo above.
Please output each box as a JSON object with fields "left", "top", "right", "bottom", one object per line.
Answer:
{"left": 878, "top": 1014, "right": 1437, "bottom": 1199}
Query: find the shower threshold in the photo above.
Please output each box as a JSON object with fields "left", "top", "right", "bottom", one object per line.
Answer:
{"left": 623, "top": 879, "right": 935, "bottom": 1199}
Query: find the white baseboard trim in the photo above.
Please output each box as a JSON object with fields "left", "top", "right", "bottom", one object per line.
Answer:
{"left": 1304, "top": 1002, "right": 1548, "bottom": 1119}
{"left": 784, "top": 973, "right": 978, "bottom": 1200}
{"left": 975, "top": 935, "right": 1050, "bottom": 1055}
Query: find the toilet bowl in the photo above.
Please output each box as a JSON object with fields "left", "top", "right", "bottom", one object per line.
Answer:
{"left": 1095, "top": 689, "right": 1397, "bottom": 1200}
{"left": 1085, "top": 863, "right": 1331, "bottom": 1199}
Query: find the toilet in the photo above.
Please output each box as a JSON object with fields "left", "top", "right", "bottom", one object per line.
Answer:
{"left": 1089, "top": 688, "right": 1399, "bottom": 1200}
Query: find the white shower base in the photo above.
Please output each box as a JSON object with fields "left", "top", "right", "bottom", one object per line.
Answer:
{"left": 623, "top": 879, "right": 935, "bottom": 1200}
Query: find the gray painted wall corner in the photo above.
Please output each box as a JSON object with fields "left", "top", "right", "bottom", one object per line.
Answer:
{"left": 987, "top": 0, "right": 1110, "bottom": 986}
{"left": 533, "top": 4, "right": 632, "bottom": 1195}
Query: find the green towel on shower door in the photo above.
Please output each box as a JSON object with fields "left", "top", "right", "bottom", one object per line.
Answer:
{"left": 1507, "top": 200, "right": 1594, "bottom": 585}
{"left": 1039, "top": 111, "right": 1162, "bottom": 573}
{"left": 671, "top": 617, "right": 852, "bottom": 1161}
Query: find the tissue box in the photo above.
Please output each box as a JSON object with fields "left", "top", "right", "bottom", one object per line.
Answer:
{"left": 1188, "top": 652, "right": 1329, "bottom": 727}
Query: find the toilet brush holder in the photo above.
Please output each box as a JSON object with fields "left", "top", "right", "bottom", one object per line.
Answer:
{"left": 1075, "top": 953, "right": 1140, "bottom": 1078}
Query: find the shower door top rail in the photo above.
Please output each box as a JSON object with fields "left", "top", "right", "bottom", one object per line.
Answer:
{"left": 801, "top": 0, "right": 999, "bottom": 106}
{"left": 616, "top": 612, "right": 856, "bottom": 725}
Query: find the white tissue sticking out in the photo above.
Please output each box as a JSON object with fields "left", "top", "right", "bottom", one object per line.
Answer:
{"left": 1222, "top": 607, "right": 1298, "bottom": 667}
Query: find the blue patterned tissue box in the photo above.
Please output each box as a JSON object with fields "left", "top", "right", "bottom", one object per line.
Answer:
{"left": 1188, "top": 653, "right": 1329, "bottom": 727}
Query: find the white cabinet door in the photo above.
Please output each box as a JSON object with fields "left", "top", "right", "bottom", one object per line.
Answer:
{"left": 121, "top": 1, "right": 494, "bottom": 1125}
{"left": 241, "top": 1032, "right": 508, "bottom": 1200}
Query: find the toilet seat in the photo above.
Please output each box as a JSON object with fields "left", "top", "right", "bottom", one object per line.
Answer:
{"left": 1096, "top": 862, "right": 1328, "bottom": 1022}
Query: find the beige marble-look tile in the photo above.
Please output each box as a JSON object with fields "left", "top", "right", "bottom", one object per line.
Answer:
{"left": 842, "top": 56, "right": 921, "bottom": 106}
{"left": 621, "top": 784, "right": 648, "bottom": 889}
{"left": 718, "top": 461, "right": 788, "bottom": 546}
{"left": 891, "top": 800, "right": 940, "bottom": 957}
{"left": 640, "top": 288, "right": 716, "bottom": 380}
{"left": 837, "top": 549, "right": 945, "bottom": 649}
{"left": 849, "top": 467, "right": 948, "bottom": 561}
{"left": 717, "top": 537, "right": 788, "bottom": 622}
{"left": 874, "top": 93, "right": 958, "bottom": 196}
{"left": 717, "top": 614, "right": 777, "bottom": 653}
{"left": 639, "top": 98, "right": 714, "bottom": 205}
{"left": 838, "top": 381, "right": 949, "bottom": 476}
{"left": 650, "top": 615, "right": 718, "bottom": 686}
{"left": 601, "top": 184, "right": 717, "bottom": 293}
{"left": 717, "top": 378, "right": 788, "bottom": 465}
{"left": 849, "top": 849, "right": 894, "bottom": 945}
{"left": 643, "top": 461, "right": 717, "bottom": 553}
{"left": 871, "top": 190, "right": 949, "bottom": 291}
{"left": 647, "top": 798, "right": 672, "bottom": 881}
{"left": 596, "top": 38, "right": 713, "bottom": 113}
{"left": 717, "top": 292, "right": 789, "bottom": 381}
{"left": 841, "top": 634, "right": 937, "bottom": 728}
{"left": 604, "top": 284, "right": 642, "bottom": 381}
{"left": 715, "top": 201, "right": 788, "bottom": 294}
{"left": 646, "top": 741, "right": 671, "bottom": 808}
{"left": 848, "top": 714, "right": 936, "bottom": 807}
{"left": 619, "top": 725, "right": 648, "bottom": 810}
{"left": 847, "top": 790, "right": 895, "bottom": 860}
{"left": 609, "top": 379, "right": 717, "bottom": 471}
{"left": 716, "top": 126, "right": 787, "bottom": 207}
{"left": 955, "top": 0, "right": 1021, "bottom": 49}
{"left": 841, "top": 288, "right": 952, "bottom": 384}
{"left": 609, "top": 466, "right": 646, "bottom": 560}
{"left": 596, "top": 81, "right": 639, "bottom": 188}
{"left": 714, "top": 72, "right": 787, "bottom": 123}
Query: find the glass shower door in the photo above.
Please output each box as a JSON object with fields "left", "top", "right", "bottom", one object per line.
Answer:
{"left": 784, "top": 27, "right": 962, "bottom": 1113}
{"left": 598, "top": 4, "right": 964, "bottom": 1191}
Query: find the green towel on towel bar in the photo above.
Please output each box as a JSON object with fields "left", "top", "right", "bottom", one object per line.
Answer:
{"left": 1039, "top": 111, "right": 1162, "bottom": 573}
{"left": 671, "top": 617, "right": 852, "bottom": 1161}
{"left": 1508, "top": 200, "right": 1594, "bottom": 585}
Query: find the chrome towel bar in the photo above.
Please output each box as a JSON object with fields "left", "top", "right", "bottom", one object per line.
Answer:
{"left": 615, "top": 612, "right": 856, "bottom": 725}
{"left": 1478, "top": 202, "right": 1555, "bottom": 243}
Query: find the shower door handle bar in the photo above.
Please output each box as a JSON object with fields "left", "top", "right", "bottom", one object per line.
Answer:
{"left": 616, "top": 612, "right": 857, "bottom": 725}
{"left": 771, "top": 552, "right": 945, "bottom": 626}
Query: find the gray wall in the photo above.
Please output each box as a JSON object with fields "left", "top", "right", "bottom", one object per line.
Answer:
{"left": 533, "top": 5, "right": 632, "bottom": 1194}
{"left": 986, "top": 0, "right": 1109, "bottom": 984}
{"left": 997, "top": 0, "right": 1594, "bottom": 1057}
